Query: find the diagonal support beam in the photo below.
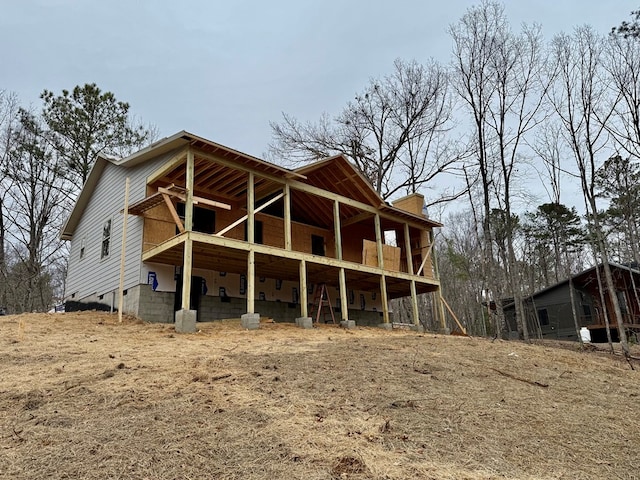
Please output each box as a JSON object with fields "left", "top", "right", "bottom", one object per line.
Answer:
{"left": 162, "top": 194, "right": 185, "bottom": 233}
{"left": 158, "top": 186, "right": 231, "bottom": 210}
{"left": 215, "top": 192, "right": 285, "bottom": 237}
{"left": 416, "top": 242, "right": 434, "bottom": 276}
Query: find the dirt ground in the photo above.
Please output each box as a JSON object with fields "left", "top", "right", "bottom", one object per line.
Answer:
{"left": 1, "top": 312, "right": 639, "bottom": 480}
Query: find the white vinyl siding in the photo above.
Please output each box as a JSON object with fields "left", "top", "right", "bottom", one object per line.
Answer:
{"left": 64, "top": 148, "right": 182, "bottom": 300}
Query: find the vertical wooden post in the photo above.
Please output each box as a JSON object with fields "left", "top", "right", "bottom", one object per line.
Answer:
{"left": 333, "top": 200, "right": 342, "bottom": 260}
{"left": 247, "top": 172, "right": 255, "bottom": 314}
{"left": 404, "top": 223, "right": 419, "bottom": 326}
{"left": 404, "top": 223, "right": 414, "bottom": 275}
{"left": 247, "top": 172, "right": 254, "bottom": 243}
{"left": 430, "top": 230, "right": 440, "bottom": 279}
{"left": 284, "top": 183, "right": 292, "bottom": 251}
{"left": 117, "top": 177, "right": 130, "bottom": 323}
{"left": 380, "top": 274, "right": 390, "bottom": 324}
{"left": 410, "top": 280, "right": 419, "bottom": 326}
{"left": 429, "top": 229, "right": 447, "bottom": 331}
{"left": 181, "top": 149, "right": 195, "bottom": 310}
{"left": 374, "top": 214, "right": 384, "bottom": 269}
{"left": 247, "top": 250, "right": 255, "bottom": 314}
{"left": 299, "top": 259, "right": 307, "bottom": 317}
{"left": 339, "top": 268, "right": 348, "bottom": 321}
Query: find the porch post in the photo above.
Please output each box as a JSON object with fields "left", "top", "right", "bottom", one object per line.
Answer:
{"left": 410, "top": 280, "right": 419, "bottom": 327}
{"left": 284, "top": 183, "right": 292, "bottom": 251}
{"left": 247, "top": 250, "right": 255, "bottom": 314}
{"left": 295, "top": 259, "right": 312, "bottom": 328}
{"left": 175, "top": 148, "right": 197, "bottom": 333}
{"left": 404, "top": 223, "right": 414, "bottom": 275}
{"left": 247, "top": 172, "right": 254, "bottom": 243}
{"left": 404, "top": 223, "right": 419, "bottom": 327}
{"left": 374, "top": 213, "right": 385, "bottom": 269}
{"left": 430, "top": 229, "right": 447, "bottom": 331}
{"left": 334, "top": 200, "right": 342, "bottom": 260}
{"left": 380, "top": 274, "right": 390, "bottom": 324}
{"left": 299, "top": 259, "right": 308, "bottom": 318}
{"left": 339, "top": 268, "right": 349, "bottom": 322}
{"left": 375, "top": 214, "right": 390, "bottom": 324}
{"left": 241, "top": 171, "right": 260, "bottom": 329}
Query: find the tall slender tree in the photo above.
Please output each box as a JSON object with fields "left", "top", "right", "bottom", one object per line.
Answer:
{"left": 548, "top": 27, "right": 630, "bottom": 356}
{"left": 450, "top": 0, "right": 547, "bottom": 339}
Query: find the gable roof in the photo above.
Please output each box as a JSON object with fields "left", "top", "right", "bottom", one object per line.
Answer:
{"left": 504, "top": 262, "right": 640, "bottom": 309}
{"left": 61, "top": 131, "right": 441, "bottom": 240}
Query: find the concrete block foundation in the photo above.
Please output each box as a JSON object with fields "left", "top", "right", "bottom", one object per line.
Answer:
{"left": 378, "top": 323, "right": 393, "bottom": 330}
{"left": 241, "top": 313, "right": 260, "bottom": 330}
{"left": 175, "top": 309, "right": 197, "bottom": 333}
{"left": 340, "top": 320, "right": 356, "bottom": 329}
{"left": 296, "top": 317, "right": 313, "bottom": 329}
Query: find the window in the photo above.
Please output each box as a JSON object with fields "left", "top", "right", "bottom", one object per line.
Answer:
{"left": 79, "top": 236, "right": 86, "bottom": 260}
{"left": 101, "top": 219, "right": 111, "bottom": 259}
{"left": 176, "top": 203, "right": 216, "bottom": 234}
{"left": 537, "top": 308, "right": 549, "bottom": 326}
{"left": 311, "top": 235, "right": 325, "bottom": 256}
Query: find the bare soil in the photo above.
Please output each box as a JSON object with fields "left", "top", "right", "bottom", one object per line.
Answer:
{"left": 1, "top": 312, "right": 639, "bottom": 479}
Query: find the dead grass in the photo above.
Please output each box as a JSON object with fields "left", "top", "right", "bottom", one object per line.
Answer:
{"left": 1, "top": 312, "right": 639, "bottom": 479}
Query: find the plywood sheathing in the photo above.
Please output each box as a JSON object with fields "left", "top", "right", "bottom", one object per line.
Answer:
{"left": 362, "top": 239, "right": 401, "bottom": 271}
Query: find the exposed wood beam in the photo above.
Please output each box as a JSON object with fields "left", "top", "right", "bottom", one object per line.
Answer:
{"left": 410, "top": 279, "right": 419, "bottom": 326}
{"left": 380, "top": 274, "right": 390, "bottom": 324}
{"left": 334, "top": 200, "right": 342, "bottom": 260}
{"left": 195, "top": 232, "right": 440, "bottom": 286}
{"left": 299, "top": 259, "right": 308, "bottom": 317}
{"left": 215, "top": 192, "right": 285, "bottom": 237}
{"left": 158, "top": 186, "right": 231, "bottom": 210}
{"left": 416, "top": 242, "right": 434, "bottom": 276}
{"left": 247, "top": 172, "right": 254, "bottom": 243}
{"left": 341, "top": 211, "right": 374, "bottom": 228}
{"left": 141, "top": 232, "right": 441, "bottom": 288}
{"left": 193, "top": 148, "right": 431, "bottom": 230}
{"left": 442, "top": 295, "right": 466, "bottom": 335}
{"left": 339, "top": 267, "right": 348, "bottom": 321}
{"left": 181, "top": 148, "right": 195, "bottom": 310}
{"left": 404, "top": 223, "right": 414, "bottom": 276}
{"left": 118, "top": 177, "right": 130, "bottom": 323}
{"left": 374, "top": 214, "right": 384, "bottom": 270}
{"left": 247, "top": 250, "right": 255, "bottom": 314}
{"left": 284, "top": 184, "right": 292, "bottom": 251}
{"left": 162, "top": 193, "right": 185, "bottom": 233}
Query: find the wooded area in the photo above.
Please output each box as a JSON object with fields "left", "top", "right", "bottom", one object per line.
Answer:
{"left": 2, "top": 3, "right": 640, "bottom": 356}
{"left": 269, "top": 3, "right": 640, "bottom": 356}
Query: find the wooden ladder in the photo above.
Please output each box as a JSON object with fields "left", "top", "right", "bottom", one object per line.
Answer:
{"left": 310, "top": 284, "right": 336, "bottom": 324}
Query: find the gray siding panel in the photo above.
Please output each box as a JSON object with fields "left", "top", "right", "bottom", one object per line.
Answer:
{"left": 65, "top": 149, "right": 182, "bottom": 300}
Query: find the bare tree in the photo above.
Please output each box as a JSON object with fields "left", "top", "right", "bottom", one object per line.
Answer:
{"left": 548, "top": 27, "right": 630, "bottom": 356}
{"left": 270, "top": 58, "right": 461, "bottom": 202}
{"left": 604, "top": 32, "right": 640, "bottom": 156}
{"left": 0, "top": 90, "right": 20, "bottom": 311}
{"left": 450, "top": 1, "right": 548, "bottom": 339}
{"left": 3, "top": 109, "right": 68, "bottom": 312}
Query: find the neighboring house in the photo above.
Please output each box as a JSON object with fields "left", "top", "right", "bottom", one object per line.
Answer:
{"left": 504, "top": 263, "right": 640, "bottom": 341}
{"left": 61, "top": 131, "right": 443, "bottom": 331}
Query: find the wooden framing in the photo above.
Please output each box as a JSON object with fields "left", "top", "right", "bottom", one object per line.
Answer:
{"left": 132, "top": 141, "right": 441, "bottom": 327}
{"left": 180, "top": 148, "right": 195, "bottom": 310}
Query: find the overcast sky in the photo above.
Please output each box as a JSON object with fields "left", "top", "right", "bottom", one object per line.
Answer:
{"left": 0, "top": 1, "right": 634, "bottom": 211}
